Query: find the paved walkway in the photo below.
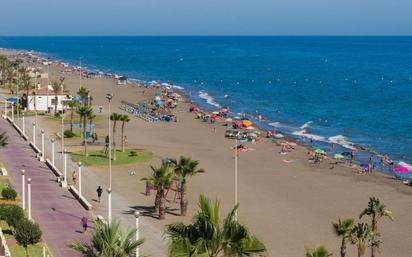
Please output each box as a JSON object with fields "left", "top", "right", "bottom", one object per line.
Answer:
{"left": 7, "top": 113, "right": 168, "bottom": 257}
{"left": 0, "top": 117, "right": 89, "bottom": 257}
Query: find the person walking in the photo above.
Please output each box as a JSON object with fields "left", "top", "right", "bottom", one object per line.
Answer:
{"left": 81, "top": 216, "right": 88, "bottom": 232}
{"left": 72, "top": 170, "right": 77, "bottom": 185}
{"left": 96, "top": 186, "right": 103, "bottom": 202}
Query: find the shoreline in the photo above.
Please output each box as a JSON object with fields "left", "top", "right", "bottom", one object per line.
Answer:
{"left": 1, "top": 47, "right": 407, "bottom": 182}
{"left": 2, "top": 47, "right": 412, "bottom": 256}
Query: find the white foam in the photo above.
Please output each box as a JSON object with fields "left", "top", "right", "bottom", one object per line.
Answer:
{"left": 398, "top": 161, "right": 412, "bottom": 170}
{"left": 300, "top": 121, "right": 312, "bottom": 130}
{"left": 172, "top": 85, "right": 184, "bottom": 90}
{"left": 292, "top": 131, "right": 327, "bottom": 142}
{"left": 328, "top": 135, "right": 356, "bottom": 150}
{"left": 268, "top": 122, "right": 282, "bottom": 128}
{"left": 198, "top": 90, "right": 221, "bottom": 108}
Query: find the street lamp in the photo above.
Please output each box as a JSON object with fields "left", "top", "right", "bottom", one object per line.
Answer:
{"left": 63, "top": 149, "right": 67, "bottom": 187}
{"left": 11, "top": 103, "right": 14, "bottom": 122}
{"left": 28, "top": 178, "right": 32, "bottom": 220}
{"left": 78, "top": 162, "right": 82, "bottom": 196}
{"left": 234, "top": 136, "right": 238, "bottom": 220}
{"left": 134, "top": 211, "right": 140, "bottom": 257}
{"left": 4, "top": 99, "right": 7, "bottom": 119}
{"left": 61, "top": 84, "right": 65, "bottom": 179}
{"left": 21, "top": 170, "right": 25, "bottom": 210}
{"left": 106, "top": 94, "right": 113, "bottom": 223}
{"left": 107, "top": 187, "right": 112, "bottom": 224}
{"left": 32, "top": 122, "right": 36, "bottom": 146}
{"left": 51, "top": 138, "right": 55, "bottom": 165}
{"left": 22, "top": 112, "right": 25, "bottom": 135}
{"left": 40, "top": 130, "right": 45, "bottom": 162}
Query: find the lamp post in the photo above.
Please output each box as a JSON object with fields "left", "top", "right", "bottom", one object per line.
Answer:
{"left": 11, "top": 103, "right": 14, "bottom": 122}
{"left": 63, "top": 149, "right": 67, "bottom": 187}
{"left": 22, "top": 112, "right": 25, "bottom": 135}
{"left": 40, "top": 130, "right": 45, "bottom": 161}
{"left": 107, "top": 188, "right": 112, "bottom": 224}
{"left": 78, "top": 162, "right": 82, "bottom": 196}
{"left": 32, "top": 122, "right": 36, "bottom": 146}
{"left": 51, "top": 138, "right": 55, "bottom": 165}
{"left": 234, "top": 136, "right": 238, "bottom": 220}
{"left": 28, "top": 178, "right": 32, "bottom": 220}
{"left": 61, "top": 84, "right": 65, "bottom": 180}
{"left": 4, "top": 99, "right": 7, "bottom": 118}
{"left": 134, "top": 211, "right": 140, "bottom": 257}
{"left": 106, "top": 94, "right": 113, "bottom": 223}
{"left": 21, "top": 170, "right": 25, "bottom": 210}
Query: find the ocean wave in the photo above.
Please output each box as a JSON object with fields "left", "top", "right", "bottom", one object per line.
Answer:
{"left": 268, "top": 122, "right": 282, "bottom": 128}
{"left": 300, "top": 121, "right": 313, "bottom": 130}
{"left": 398, "top": 161, "right": 412, "bottom": 170}
{"left": 328, "top": 135, "right": 356, "bottom": 150}
{"left": 172, "top": 85, "right": 184, "bottom": 90}
{"left": 292, "top": 131, "right": 328, "bottom": 142}
{"left": 198, "top": 90, "right": 221, "bottom": 108}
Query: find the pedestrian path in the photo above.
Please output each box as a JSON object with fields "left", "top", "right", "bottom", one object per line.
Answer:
{"left": 0, "top": 117, "right": 89, "bottom": 257}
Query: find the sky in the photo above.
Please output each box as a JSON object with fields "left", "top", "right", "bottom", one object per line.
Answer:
{"left": 1, "top": 0, "right": 412, "bottom": 36}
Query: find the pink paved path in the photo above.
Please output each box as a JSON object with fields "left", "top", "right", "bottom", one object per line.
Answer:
{"left": 0, "top": 118, "right": 89, "bottom": 257}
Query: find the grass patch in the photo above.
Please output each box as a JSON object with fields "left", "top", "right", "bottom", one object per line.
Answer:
{"left": 71, "top": 149, "right": 153, "bottom": 166}
{"left": 9, "top": 244, "right": 46, "bottom": 257}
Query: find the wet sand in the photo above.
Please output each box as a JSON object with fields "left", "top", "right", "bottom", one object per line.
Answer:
{"left": 2, "top": 49, "right": 412, "bottom": 257}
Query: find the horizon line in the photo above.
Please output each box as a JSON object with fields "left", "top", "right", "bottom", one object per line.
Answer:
{"left": 1, "top": 34, "right": 412, "bottom": 37}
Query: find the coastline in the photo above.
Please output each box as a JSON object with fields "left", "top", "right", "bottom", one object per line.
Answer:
{"left": 1, "top": 47, "right": 412, "bottom": 256}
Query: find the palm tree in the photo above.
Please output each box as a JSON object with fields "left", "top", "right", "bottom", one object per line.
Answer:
{"left": 51, "top": 81, "right": 62, "bottom": 116}
{"left": 142, "top": 164, "right": 177, "bottom": 219}
{"left": 77, "top": 106, "right": 93, "bottom": 156}
{"left": 89, "top": 112, "right": 96, "bottom": 135}
{"left": 0, "top": 132, "right": 8, "bottom": 147}
{"left": 305, "top": 245, "right": 332, "bottom": 257}
{"left": 170, "top": 156, "right": 205, "bottom": 216}
{"left": 333, "top": 218, "right": 355, "bottom": 257}
{"left": 110, "top": 113, "right": 122, "bottom": 161}
{"left": 165, "top": 194, "right": 266, "bottom": 257}
{"left": 68, "top": 101, "right": 79, "bottom": 132}
{"left": 120, "top": 114, "right": 130, "bottom": 152}
{"left": 70, "top": 219, "right": 144, "bottom": 257}
{"left": 359, "top": 197, "right": 393, "bottom": 257}
{"left": 0, "top": 55, "right": 9, "bottom": 87}
{"left": 77, "top": 86, "right": 90, "bottom": 106}
{"left": 351, "top": 223, "right": 371, "bottom": 257}
{"left": 18, "top": 67, "right": 33, "bottom": 98}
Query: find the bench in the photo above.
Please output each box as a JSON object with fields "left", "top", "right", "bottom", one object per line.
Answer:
{"left": 68, "top": 185, "right": 93, "bottom": 210}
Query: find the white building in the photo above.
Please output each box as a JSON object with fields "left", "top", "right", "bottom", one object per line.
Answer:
{"left": 27, "top": 88, "right": 72, "bottom": 113}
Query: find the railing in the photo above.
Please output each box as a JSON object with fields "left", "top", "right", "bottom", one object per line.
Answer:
{"left": 0, "top": 228, "right": 11, "bottom": 257}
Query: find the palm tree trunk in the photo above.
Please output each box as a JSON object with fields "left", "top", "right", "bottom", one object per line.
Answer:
{"left": 70, "top": 108, "right": 74, "bottom": 132}
{"left": 154, "top": 190, "right": 162, "bottom": 213}
{"left": 121, "top": 121, "right": 125, "bottom": 152}
{"left": 340, "top": 238, "right": 346, "bottom": 257}
{"left": 25, "top": 246, "right": 29, "bottom": 257}
{"left": 159, "top": 190, "right": 166, "bottom": 220}
{"left": 112, "top": 122, "right": 117, "bottom": 160}
{"left": 54, "top": 94, "right": 58, "bottom": 116}
{"left": 180, "top": 179, "right": 188, "bottom": 216}
{"left": 371, "top": 245, "right": 376, "bottom": 257}
{"left": 83, "top": 116, "right": 88, "bottom": 156}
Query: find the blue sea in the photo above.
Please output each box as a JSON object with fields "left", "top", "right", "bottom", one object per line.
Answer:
{"left": 1, "top": 36, "right": 412, "bottom": 168}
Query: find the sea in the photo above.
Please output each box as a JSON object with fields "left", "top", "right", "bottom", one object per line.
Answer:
{"left": 1, "top": 36, "right": 412, "bottom": 172}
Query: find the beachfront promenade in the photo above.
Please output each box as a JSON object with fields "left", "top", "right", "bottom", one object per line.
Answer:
{"left": 0, "top": 111, "right": 168, "bottom": 256}
{"left": 0, "top": 117, "right": 89, "bottom": 257}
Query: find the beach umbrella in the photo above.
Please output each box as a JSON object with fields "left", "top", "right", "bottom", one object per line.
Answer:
{"left": 315, "top": 149, "right": 324, "bottom": 154}
{"left": 6, "top": 97, "right": 17, "bottom": 103}
{"left": 234, "top": 116, "right": 241, "bottom": 120}
{"left": 242, "top": 120, "right": 253, "bottom": 127}
{"left": 334, "top": 154, "right": 344, "bottom": 159}
{"left": 394, "top": 166, "right": 410, "bottom": 173}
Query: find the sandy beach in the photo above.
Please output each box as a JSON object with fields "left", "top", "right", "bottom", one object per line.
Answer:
{"left": 2, "top": 48, "right": 412, "bottom": 257}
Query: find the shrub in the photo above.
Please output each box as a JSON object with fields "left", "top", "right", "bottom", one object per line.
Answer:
{"left": 0, "top": 204, "right": 24, "bottom": 228}
{"left": 2, "top": 187, "right": 17, "bottom": 200}
{"left": 15, "top": 218, "right": 42, "bottom": 256}
{"left": 129, "top": 151, "right": 138, "bottom": 157}
{"left": 64, "top": 130, "right": 76, "bottom": 138}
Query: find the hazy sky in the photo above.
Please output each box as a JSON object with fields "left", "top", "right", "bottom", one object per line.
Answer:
{"left": 1, "top": 0, "right": 412, "bottom": 36}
